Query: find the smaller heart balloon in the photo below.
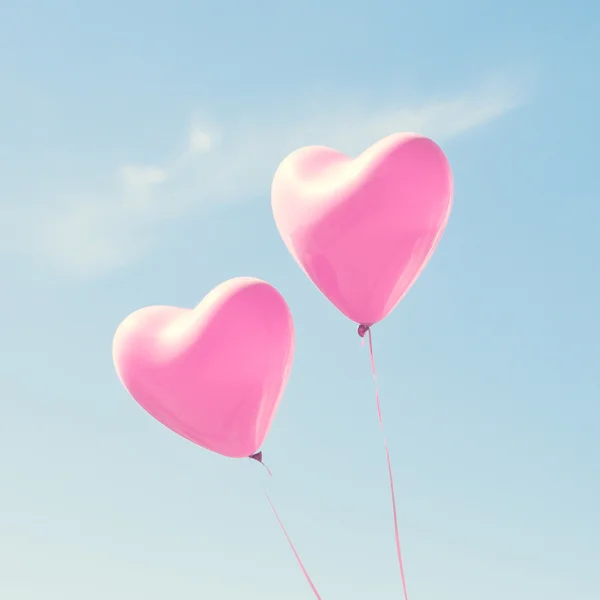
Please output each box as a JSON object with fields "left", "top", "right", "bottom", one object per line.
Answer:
{"left": 112, "top": 277, "right": 294, "bottom": 459}
{"left": 271, "top": 133, "right": 453, "bottom": 326}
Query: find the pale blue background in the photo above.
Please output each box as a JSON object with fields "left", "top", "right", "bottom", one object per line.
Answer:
{"left": 1, "top": 1, "right": 599, "bottom": 599}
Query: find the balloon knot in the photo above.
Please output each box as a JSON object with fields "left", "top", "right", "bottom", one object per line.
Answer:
{"left": 249, "top": 451, "right": 263, "bottom": 463}
{"left": 249, "top": 451, "right": 272, "bottom": 476}
{"left": 357, "top": 324, "right": 370, "bottom": 338}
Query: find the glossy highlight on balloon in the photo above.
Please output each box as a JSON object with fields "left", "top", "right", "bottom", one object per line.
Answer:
{"left": 112, "top": 277, "right": 295, "bottom": 459}
{"left": 271, "top": 133, "right": 453, "bottom": 326}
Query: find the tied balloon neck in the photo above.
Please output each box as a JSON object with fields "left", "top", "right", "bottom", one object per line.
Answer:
{"left": 357, "top": 324, "right": 370, "bottom": 338}
{"left": 249, "top": 451, "right": 263, "bottom": 464}
{"left": 249, "top": 451, "right": 273, "bottom": 476}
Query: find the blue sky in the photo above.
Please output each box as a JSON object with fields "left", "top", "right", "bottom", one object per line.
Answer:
{"left": 1, "top": 1, "right": 599, "bottom": 599}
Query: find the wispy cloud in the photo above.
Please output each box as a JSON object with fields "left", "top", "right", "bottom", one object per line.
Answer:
{"left": 7, "top": 78, "right": 525, "bottom": 277}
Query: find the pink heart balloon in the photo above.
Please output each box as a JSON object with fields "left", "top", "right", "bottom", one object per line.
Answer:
{"left": 112, "top": 277, "right": 295, "bottom": 459}
{"left": 271, "top": 133, "right": 453, "bottom": 326}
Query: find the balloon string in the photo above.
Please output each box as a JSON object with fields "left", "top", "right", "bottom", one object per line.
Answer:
{"left": 249, "top": 456, "right": 322, "bottom": 599}
{"left": 364, "top": 328, "right": 410, "bottom": 600}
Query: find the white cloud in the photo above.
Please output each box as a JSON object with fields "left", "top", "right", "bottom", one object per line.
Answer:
{"left": 189, "top": 127, "right": 213, "bottom": 153}
{"left": 5, "top": 78, "right": 525, "bottom": 277}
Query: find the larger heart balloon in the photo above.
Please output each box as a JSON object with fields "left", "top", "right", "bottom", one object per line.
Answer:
{"left": 272, "top": 133, "right": 453, "bottom": 326}
{"left": 112, "top": 277, "right": 294, "bottom": 459}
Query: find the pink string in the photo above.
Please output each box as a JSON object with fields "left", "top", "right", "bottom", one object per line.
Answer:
{"left": 249, "top": 455, "right": 322, "bottom": 600}
{"left": 360, "top": 326, "right": 410, "bottom": 600}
